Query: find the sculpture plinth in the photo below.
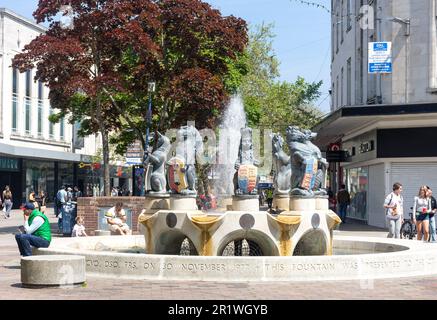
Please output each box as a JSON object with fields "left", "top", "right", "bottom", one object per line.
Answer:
{"left": 170, "top": 194, "right": 198, "bottom": 211}
{"left": 289, "top": 196, "right": 317, "bottom": 213}
{"left": 232, "top": 195, "right": 259, "bottom": 211}
{"left": 273, "top": 194, "right": 290, "bottom": 211}
{"left": 144, "top": 193, "right": 170, "bottom": 215}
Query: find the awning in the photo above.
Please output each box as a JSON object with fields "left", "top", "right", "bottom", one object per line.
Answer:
{"left": 313, "top": 102, "right": 437, "bottom": 150}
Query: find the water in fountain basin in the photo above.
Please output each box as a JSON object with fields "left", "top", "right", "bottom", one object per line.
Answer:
{"left": 213, "top": 95, "right": 247, "bottom": 201}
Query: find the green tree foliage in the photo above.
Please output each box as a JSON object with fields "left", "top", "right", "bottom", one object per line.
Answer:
{"left": 235, "top": 23, "right": 323, "bottom": 130}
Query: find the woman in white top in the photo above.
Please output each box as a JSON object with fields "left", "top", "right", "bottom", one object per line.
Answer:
{"left": 413, "top": 185, "right": 432, "bottom": 241}
{"left": 384, "top": 182, "right": 404, "bottom": 239}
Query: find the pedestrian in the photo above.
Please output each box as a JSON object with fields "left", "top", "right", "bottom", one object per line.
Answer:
{"left": 266, "top": 188, "right": 274, "bottom": 210}
{"left": 104, "top": 202, "right": 131, "bottom": 235}
{"left": 413, "top": 185, "right": 432, "bottom": 241}
{"left": 72, "top": 216, "right": 88, "bottom": 237}
{"left": 56, "top": 186, "right": 68, "bottom": 233}
{"left": 38, "top": 190, "right": 47, "bottom": 214}
{"left": 111, "top": 187, "right": 118, "bottom": 197}
{"left": 336, "top": 184, "right": 350, "bottom": 223}
{"left": 384, "top": 182, "right": 404, "bottom": 239}
{"left": 426, "top": 186, "right": 437, "bottom": 242}
{"left": 72, "top": 186, "right": 82, "bottom": 202}
{"left": 29, "top": 191, "right": 40, "bottom": 210}
{"left": 2, "top": 186, "right": 13, "bottom": 219}
{"left": 15, "top": 202, "right": 51, "bottom": 256}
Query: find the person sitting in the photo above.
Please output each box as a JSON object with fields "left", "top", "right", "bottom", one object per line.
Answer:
{"left": 15, "top": 203, "right": 51, "bottom": 256}
{"left": 105, "top": 202, "right": 131, "bottom": 235}
{"left": 72, "top": 216, "right": 88, "bottom": 237}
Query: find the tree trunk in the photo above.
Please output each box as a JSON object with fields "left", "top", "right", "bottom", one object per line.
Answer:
{"left": 96, "top": 95, "right": 110, "bottom": 196}
{"left": 101, "top": 130, "right": 111, "bottom": 196}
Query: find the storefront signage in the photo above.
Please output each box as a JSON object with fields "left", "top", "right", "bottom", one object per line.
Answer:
{"left": 0, "top": 157, "right": 19, "bottom": 171}
{"left": 125, "top": 140, "right": 143, "bottom": 165}
{"left": 359, "top": 140, "right": 375, "bottom": 154}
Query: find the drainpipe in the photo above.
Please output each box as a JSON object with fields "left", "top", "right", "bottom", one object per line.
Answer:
{"left": 429, "top": 0, "right": 437, "bottom": 90}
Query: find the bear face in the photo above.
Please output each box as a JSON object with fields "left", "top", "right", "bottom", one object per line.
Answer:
{"left": 286, "top": 126, "right": 307, "bottom": 144}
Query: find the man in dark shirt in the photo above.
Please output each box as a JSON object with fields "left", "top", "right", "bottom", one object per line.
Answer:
{"left": 426, "top": 186, "right": 437, "bottom": 242}
{"left": 336, "top": 184, "right": 350, "bottom": 223}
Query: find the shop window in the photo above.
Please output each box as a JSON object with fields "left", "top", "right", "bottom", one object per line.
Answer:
{"left": 344, "top": 166, "right": 368, "bottom": 221}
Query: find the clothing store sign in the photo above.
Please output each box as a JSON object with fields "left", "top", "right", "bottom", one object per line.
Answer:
{"left": 0, "top": 157, "right": 19, "bottom": 171}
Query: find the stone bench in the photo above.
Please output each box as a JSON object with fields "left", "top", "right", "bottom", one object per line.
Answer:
{"left": 21, "top": 255, "right": 86, "bottom": 288}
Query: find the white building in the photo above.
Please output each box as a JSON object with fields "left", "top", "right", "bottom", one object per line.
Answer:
{"left": 0, "top": 8, "right": 125, "bottom": 205}
{"left": 315, "top": 0, "right": 437, "bottom": 227}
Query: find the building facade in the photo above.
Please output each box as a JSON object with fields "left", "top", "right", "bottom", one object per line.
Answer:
{"left": 0, "top": 8, "right": 134, "bottom": 206}
{"left": 316, "top": 0, "right": 437, "bottom": 227}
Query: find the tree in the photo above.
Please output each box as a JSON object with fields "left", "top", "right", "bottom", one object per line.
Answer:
{"left": 13, "top": 0, "right": 248, "bottom": 194}
{"left": 234, "top": 23, "right": 323, "bottom": 130}
{"left": 109, "top": 0, "right": 248, "bottom": 154}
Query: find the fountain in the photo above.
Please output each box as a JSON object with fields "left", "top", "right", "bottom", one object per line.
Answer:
{"left": 214, "top": 95, "right": 247, "bottom": 210}
{"left": 32, "top": 99, "right": 437, "bottom": 283}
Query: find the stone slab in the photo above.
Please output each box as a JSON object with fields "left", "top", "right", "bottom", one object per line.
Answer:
{"left": 21, "top": 255, "right": 86, "bottom": 287}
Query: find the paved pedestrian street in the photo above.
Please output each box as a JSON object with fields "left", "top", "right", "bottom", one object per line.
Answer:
{"left": 2, "top": 209, "right": 437, "bottom": 300}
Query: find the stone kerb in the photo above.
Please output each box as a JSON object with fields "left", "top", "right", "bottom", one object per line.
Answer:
{"left": 21, "top": 255, "right": 86, "bottom": 287}
{"left": 34, "top": 235, "right": 437, "bottom": 282}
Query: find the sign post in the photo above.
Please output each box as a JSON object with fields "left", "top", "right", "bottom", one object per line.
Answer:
{"left": 368, "top": 42, "right": 392, "bottom": 74}
{"left": 125, "top": 141, "right": 143, "bottom": 165}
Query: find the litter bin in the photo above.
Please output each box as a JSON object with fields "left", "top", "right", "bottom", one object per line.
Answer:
{"left": 62, "top": 202, "right": 77, "bottom": 237}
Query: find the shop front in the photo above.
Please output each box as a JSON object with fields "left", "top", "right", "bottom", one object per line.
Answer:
{"left": 0, "top": 156, "right": 22, "bottom": 208}
{"left": 314, "top": 103, "right": 437, "bottom": 228}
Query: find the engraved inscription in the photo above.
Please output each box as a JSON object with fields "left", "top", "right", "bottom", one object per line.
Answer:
{"left": 144, "top": 262, "right": 156, "bottom": 270}
{"left": 104, "top": 260, "right": 120, "bottom": 268}
{"left": 124, "top": 261, "right": 137, "bottom": 270}
{"left": 181, "top": 263, "right": 226, "bottom": 272}
{"left": 86, "top": 259, "right": 100, "bottom": 267}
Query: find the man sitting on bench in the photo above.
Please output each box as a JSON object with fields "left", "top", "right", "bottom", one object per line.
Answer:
{"left": 15, "top": 203, "right": 51, "bottom": 256}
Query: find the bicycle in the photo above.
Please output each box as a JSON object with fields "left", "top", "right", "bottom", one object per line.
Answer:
{"left": 400, "top": 208, "right": 417, "bottom": 240}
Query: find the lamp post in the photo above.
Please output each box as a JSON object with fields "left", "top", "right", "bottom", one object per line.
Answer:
{"left": 144, "top": 82, "right": 156, "bottom": 194}
{"left": 145, "top": 82, "right": 156, "bottom": 158}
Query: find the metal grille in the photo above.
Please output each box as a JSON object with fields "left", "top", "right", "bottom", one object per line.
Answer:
{"left": 221, "top": 239, "right": 264, "bottom": 256}
{"left": 179, "top": 238, "right": 198, "bottom": 256}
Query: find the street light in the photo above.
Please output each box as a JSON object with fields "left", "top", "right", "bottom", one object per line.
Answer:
{"left": 145, "top": 82, "right": 156, "bottom": 157}
{"left": 387, "top": 17, "right": 411, "bottom": 36}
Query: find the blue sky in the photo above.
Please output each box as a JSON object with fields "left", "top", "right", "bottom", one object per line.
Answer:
{"left": 1, "top": 0, "right": 331, "bottom": 113}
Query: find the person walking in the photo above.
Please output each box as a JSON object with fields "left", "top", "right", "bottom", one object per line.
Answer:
{"left": 72, "top": 186, "right": 82, "bottom": 202}
{"left": 2, "top": 186, "right": 13, "bottom": 219}
{"left": 384, "top": 182, "right": 404, "bottom": 239}
{"left": 15, "top": 203, "right": 51, "bottom": 256}
{"left": 336, "top": 184, "right": 350, "bottom": 223}
{"left": 426, "top": 186, "right": 437, "bottom": 242}
{"left": 266, "top": 188, "right": 274, "bottom": 210}
{"left": 412, "top": 185, "right": 431, "bottom": 242}
{"left": 38, "top": 190, "right": 47, "bottom": 214}
{"left": 55, "top": 186, "right": 68, "bottom": 233}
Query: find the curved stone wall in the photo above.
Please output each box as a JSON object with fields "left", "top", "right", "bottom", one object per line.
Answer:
{"left": 34, "top": 235, "right": 437, "bottom": 282}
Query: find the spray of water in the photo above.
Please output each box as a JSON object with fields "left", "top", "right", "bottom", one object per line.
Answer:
{"left": 213, "top": 95, "right": 247, "bottom": 198}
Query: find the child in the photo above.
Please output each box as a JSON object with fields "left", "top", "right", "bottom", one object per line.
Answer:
{"left": 72, "top": 216, "right": 88, "bottom": 237}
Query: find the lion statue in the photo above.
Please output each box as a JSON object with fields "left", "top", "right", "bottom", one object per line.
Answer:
{"left": 286, "top": 126, "right": 327, "bottom": 197}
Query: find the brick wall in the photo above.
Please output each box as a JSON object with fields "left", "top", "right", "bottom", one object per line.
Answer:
{"left": 77, "top": 197, "right": 146, "bottom": 235}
